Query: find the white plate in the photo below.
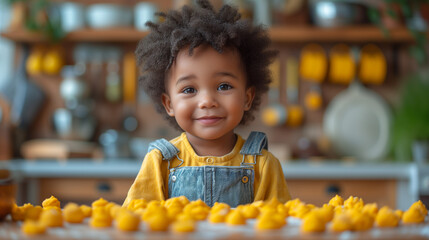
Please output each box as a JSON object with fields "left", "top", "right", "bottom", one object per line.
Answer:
{"left": 323, "top": 82, "right": 392, "bottom": 161}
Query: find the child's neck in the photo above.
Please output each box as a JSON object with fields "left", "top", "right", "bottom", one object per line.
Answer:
{"left": 186, "top": 132, "right": 237, "bottom": 157}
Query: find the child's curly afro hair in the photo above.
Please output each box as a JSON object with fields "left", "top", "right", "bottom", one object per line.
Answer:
{"left": 136, "top": 0, "right": 277, "bottom": 129}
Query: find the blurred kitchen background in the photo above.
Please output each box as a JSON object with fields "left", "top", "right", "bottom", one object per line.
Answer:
{"left": 0, "top": 0, "right": 429, "bottom": 210}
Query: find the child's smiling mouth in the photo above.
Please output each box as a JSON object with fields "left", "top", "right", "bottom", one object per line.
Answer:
{"left": 196, "top": 116, "right": 223, "bottom": 125}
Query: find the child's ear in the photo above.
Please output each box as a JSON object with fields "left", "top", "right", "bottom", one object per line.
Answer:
{"left": 244, "top": 86, "right": 256, "bottom": 111}
{"left": 161, "top": 93, "right": 175, "bottom": 116}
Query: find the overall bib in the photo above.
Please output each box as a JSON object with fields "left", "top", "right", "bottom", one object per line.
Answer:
{"left": 147, "top": 131, "right": 268, "bottom": 207}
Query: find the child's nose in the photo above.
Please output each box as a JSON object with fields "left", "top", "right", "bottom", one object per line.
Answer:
{"left": 198, "top": 91, "right": 219, "bottom": 109}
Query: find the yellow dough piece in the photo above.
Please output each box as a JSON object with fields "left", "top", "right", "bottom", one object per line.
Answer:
{"left": 209, "top": 208, "right": 229, "bottom": 223}
{"left": 285, "top": 199, "right": 303, "bottom": 212}
{"left": 11, "top": 204, "right": 26, "bottom": 221}
{"left": 25, "top": 205, "right": 43, "bottom": 221}
{"left": 167, "top": 206, "right": 183, "bottom": 222}
{"left": 90, "top": 207, "right": 112, "bottom": 228}
{"left": 147, "top": 213, "right": 170, "bottom": 231}
{"left": 289, "top": 203, "right": 314, "bottom": 219}
{"left": 80, "top": 205, "right": 92, "bottom": 218}
{"left": 42, "top": 196, "right": 61, "bottom": 209}
{"left": 39, "top": 208, "right": 63, "bottom": 227}
{"left": 238, "top": 204, "right": 260, "bottom": 219}
{"left": 142, "top": 204, "right": 168, "bottom": 222}
{"left": 255, "top": 211, "right": 286, "bottom": 231}
{"left": 128, "top": 198, "right": 148, "bottom": 211}
{"left": 92, "top": 198, "right": 109, "bottom": 209}
{"left": 344, "top": 196, "right": 364, "bottom": 210}
{"left": 183, "top": 205, "right": 210, "bottom": 221}
{"left": 301, "top": 211, "right": 326, "bottom": 233}
{"left": 251, "top": 200, "right": 265, "bottom": 208}
{"left": 172, "top": 219, "right": 196, "bottom": 233}
{"left": 211, "top": 202, "right": 230, "bottom": 214}
{"left": 225, "top": 209, "right": 246, "bottom": 226}
{"left": 164, "top": 197, "right": 185, "bottom": 209}
{"left": 348, "top": 209, "right": 374, "bottom": 231}
{"left": 375, "top": 207, "right": 399, "bottom": 227}
{"left": 22, "top": 220, "right": 47, "bottom": 235}
{"left": 116, "top": 210, "right": 140, "bottom": 232}
{"left": 63, "top": 203, "right": 85, "bottom": 224}
{"left": 402, "top": 207, "right": 425, "bottom": 224}
{"left": 312, "top": 205, "right": 334, "bottom": 223}
{"left": 330, "top": 212, "right": 353, "bottom": 232}
{"left": 328, "top": 195, "right": 344, "bottom": 207}
{"left": 362, "top": 203, "right": 379, "bottom": 218}
{"left": 410, "top": 200, "right": 428, "bottom": 216}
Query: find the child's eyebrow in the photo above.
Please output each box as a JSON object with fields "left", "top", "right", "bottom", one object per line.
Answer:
{"left": 215, "top": 72, "right": 238, "bottom": 80}
{"left": 176, "top": 75, "right": 196, "bottom": 85}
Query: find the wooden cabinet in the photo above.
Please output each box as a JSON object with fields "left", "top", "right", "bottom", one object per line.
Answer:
{"left": 33, "top": 177, "right": 397, "bottom": 208}
{"left": 38, "top": 178, "right": 134, "bottom": 205}
{"left": 287, "top": 179, "right": 397, "bottom": 208}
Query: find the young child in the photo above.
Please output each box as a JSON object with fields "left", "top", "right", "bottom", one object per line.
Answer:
{"left": 123, "top": 0, "right": 290, "bottom": 207}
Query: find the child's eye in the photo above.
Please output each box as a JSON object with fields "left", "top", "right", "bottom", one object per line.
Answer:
{"left": 218, "top": 83, "right": 232, "bottom": 91}
{"left": 182, "top": 87, "right": 196, "bottom": 94}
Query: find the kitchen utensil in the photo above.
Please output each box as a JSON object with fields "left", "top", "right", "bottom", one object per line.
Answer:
{"left": 52, "top": 105, "right": 96, "bottom": 141}
{"left": 300, "top": 44, "right": 327, "bottom": 111}
{"left": 10, "top": 45, "right": 45, "bottom": 129}
{"left": 60, "top": 65, "right": 89, "bottom": 107}
{"left": 105, "top": 48, "right": 122, "bottom": 103}
{"left": 261, "top": 58, "right": 287, "bottom": 127}
{"left": 99, "top": 129, "right": 131, "bottom": 159}
{"left": 134, "top": 2, "right": 158, "bottom": 31}
{"left": 323, "top": 81, "right": 392, "bottom": 161}
{"left": 122, "top": 52, "right": 139, "bottom": 133}
{"left": 86, "top": 4, "right": 132, "bottom": 29}
{"left": 309, "top": 0, "right": 368, "bottom": 28}
{"left": 253, "top": 0, "right": 272, "bottom": 26}
{"left": 285, "top": 57, "right": 303, "bottom": 127}
{"left": 329, "top": 44, "right": 355, "bottom": 85}
{"left": 359, "top": 44, "right": 387, "bottom": 85}
{"left": 304, "top": 85, "right": 323, "bottom": 111}
{"left": 60, "top": 2, "right": 85, "bottom": 33}
{"left": 299, "top": 44, "right": 327, "bottom": 84}
{"left": 0, "top": 169, "right": 15, "bottom": 220}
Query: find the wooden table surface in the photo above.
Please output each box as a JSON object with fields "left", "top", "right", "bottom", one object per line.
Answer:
{"left": 1, "top": 217, "right": 429, "bottom": 240}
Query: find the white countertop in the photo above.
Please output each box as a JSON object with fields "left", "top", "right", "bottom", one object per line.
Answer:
{"left": 1, "top": 159, "right": 416, "bottom": 180}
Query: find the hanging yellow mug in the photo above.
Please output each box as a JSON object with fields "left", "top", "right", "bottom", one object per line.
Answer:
{"left": 329, "top": 44, "right": 355, "bottom": 85}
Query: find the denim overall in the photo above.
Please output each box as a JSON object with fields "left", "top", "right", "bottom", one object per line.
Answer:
{"left": 147, "top": 131, "right": 268, "bottom": 207}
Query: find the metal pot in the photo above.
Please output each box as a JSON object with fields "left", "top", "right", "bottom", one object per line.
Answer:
{"left": 309, "top": 0, "right": 368, "bottom": 28}
{"left": 52, "top": 103, "right": 96, "bottom": 141}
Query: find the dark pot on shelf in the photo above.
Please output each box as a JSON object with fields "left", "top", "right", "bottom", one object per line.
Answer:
{"left": 0, "top": 169, "right": 16, "bottom": 221}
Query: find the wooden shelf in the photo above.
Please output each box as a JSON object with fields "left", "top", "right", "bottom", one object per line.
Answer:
{"left": 1, "top": 26, "right": 416, "bottom": 44}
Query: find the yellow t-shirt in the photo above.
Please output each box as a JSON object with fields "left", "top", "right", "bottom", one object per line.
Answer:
{"left": 123, "top": 132, "right": 290, "bottom": 206}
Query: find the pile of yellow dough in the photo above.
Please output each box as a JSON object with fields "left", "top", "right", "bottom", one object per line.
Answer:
{"left": 9, "top": 194, "right": 428, "bottom": 235}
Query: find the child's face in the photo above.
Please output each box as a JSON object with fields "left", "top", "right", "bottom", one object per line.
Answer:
{"left": 162, "top": 45, "right": 255, "bottom": 141}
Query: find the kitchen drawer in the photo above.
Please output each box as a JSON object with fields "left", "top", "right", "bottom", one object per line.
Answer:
{"left": 39, "top": 178, "right": 134, "bottom": 206}
{"left": 286, "top": 179, "right": 397, "bottom": 208}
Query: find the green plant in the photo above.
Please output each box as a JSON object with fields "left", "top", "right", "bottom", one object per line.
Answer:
{"left": 368, "top": 0, "right": 429, "bottom": 65}
{"left": 391, "top": 70, "right": 429, "bottom": 161}
{"left": 6, "top": 0, "right": 64, "bottom": 42}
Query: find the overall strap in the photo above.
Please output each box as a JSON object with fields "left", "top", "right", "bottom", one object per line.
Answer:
{"left": 148, "top": 139, "right": 183, "bottom": 168}
{"left": 239, "top": 131, "right": 268, "bottom": 165}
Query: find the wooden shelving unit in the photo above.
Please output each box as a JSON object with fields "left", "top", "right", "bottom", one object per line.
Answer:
{"left": 1, "top": 26, "right": 417, "bottom": 43}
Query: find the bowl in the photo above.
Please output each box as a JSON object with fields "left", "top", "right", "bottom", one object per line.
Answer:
{"left": 0, "top": 169, "right": 16, "bottom": 221}
{"left": 309, "top": 0, "right": 368, "bottom": 28}
{"left": 86, "top": 4, "right": 133, "bottom": 29}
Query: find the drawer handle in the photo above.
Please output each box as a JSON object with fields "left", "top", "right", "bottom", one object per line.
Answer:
{"left": 326, "top": 184, "right": 341, "bottom": 195}
{"left": 97, "top": 182, "right": 112, "bottom": 192}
